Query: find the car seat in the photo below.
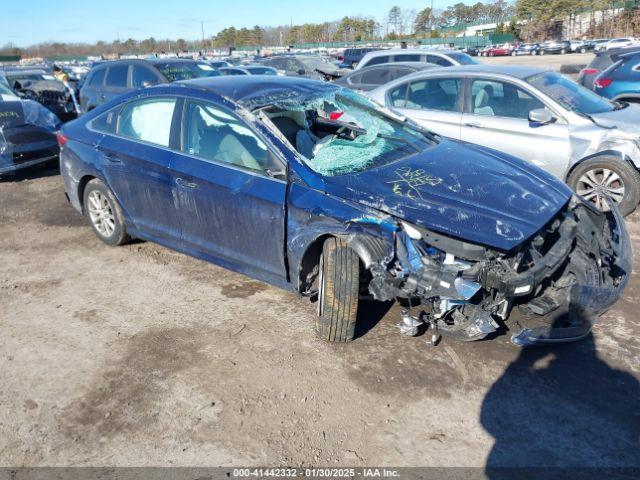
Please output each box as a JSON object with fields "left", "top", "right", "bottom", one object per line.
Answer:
{"left": 474, "top": 87, "right": 495, "bottom": 116}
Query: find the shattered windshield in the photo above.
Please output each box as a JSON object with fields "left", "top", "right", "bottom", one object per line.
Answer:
{"left": 526, "top": 71, "right": 615, "bottom": 114}
{"left": 155, "top": 62, "right": 220, "bottom": 82}
{"left": 262, "top": 88, "right": 435, "bottom": 176}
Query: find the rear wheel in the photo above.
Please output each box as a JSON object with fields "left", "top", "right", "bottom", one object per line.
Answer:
{"left": 580, "top": 47, "right": 587, "bottom": 53}
{"left": 316, "top": 237, "right": 360, "bottom": 342}
{"left": 567, "top": 157, "right": 640, "bottom": 216}
{"left": 83, "top": 178, "right": 130, "bottom": 245}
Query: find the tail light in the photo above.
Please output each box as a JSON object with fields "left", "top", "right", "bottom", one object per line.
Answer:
{"left": 329, "top": 111, "right": 344, "bottom": 121}
{"left": 57, "top": 133, "right": 69, "bottom": 148}
{"left": 594, "top": 78, "right": 613, "bottom": 88}
{"left": 580, "top": 68, "right": 600, "bottom": 75}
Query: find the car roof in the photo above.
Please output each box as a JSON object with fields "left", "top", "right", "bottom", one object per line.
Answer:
{"left": 363, "top": 48, "right": 461, "bottom": 57}
{"left": 178, "top": 75, "right": 338, "bottom": 107}
{"left": 399, "top": 63, "right": 546, "bottom": 79}
{"left": 347, "top": 61, "right": 439, "bottom": 73}
{"left": 598, "top": 45, "right": 640, "bottom": 57}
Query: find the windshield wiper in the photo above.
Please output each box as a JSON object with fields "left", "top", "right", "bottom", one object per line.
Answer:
{"left": 375, "top": 132, "right": 422, "bottom": 152}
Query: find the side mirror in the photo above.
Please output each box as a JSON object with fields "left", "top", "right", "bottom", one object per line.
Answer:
{"left": 528, "top": 108, "right": 556, "bottom": 127}
{"left": 297, "top": 69, "right": 306, "bottom": 76}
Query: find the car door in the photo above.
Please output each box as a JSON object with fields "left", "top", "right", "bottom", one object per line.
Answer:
{"left": 80, "top": 66, "right": 107, "bottom": 111}
{"left": 101, "top": 64, "right": 130, "bottom": 105}
{"left": 387, "top": 76, "right": 463, "bottom": 139}
{"left": 170, "top": 98, "right": 288, "bottom": 280}
{"left": 97, "top": 96, "right": 182, "bottom": 242}
{"left": 460, "top": 78, "right": 571, "bottom": 177}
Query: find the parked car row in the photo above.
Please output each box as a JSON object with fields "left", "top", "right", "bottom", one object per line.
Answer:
{"left": 3, "top": 43, "right": 637, "bottom": 349}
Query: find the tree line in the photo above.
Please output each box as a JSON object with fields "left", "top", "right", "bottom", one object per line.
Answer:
{"left": 3, "top": 0, "right": 639, "bottom": 57}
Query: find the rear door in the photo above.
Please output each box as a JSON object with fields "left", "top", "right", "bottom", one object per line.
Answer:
{"left": 460, "top": 78, "right": 571, "bottom": 177}
{"left": 388, "top": 76, "right": 463, "bottom": 139}
{"left": 170, "top": 98, "right": 288, "bottom": 280}
{"left": 97, "top": 96, "right": 181, "bottom": 241}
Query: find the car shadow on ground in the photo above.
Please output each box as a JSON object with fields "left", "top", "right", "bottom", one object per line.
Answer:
{"left": 354, "top": 299, "right": 394, "bottom": 339}
{"left": 481, "top": 332, "right": 640, "bottom": 479}
{"left": 0, "top": 163, "right": 60, "bottom": 183}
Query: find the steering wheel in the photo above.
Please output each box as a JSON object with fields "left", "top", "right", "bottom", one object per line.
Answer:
{"left": 332, "top": 125, "right": 351, "bottom": 141}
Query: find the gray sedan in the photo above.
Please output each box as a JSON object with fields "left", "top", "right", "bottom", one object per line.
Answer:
{"left": 368, "top": 64, "right": 640, "bottom": 215}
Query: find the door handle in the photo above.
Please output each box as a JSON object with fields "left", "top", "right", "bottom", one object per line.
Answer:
{"left": 103, "top": 152, "right": 121, "bottom": 163}
{"left": 176, "top": 177, "right": 199, "bottom": 189}
{"left": 464, "top": 121, "right": 483, "bottom": 128}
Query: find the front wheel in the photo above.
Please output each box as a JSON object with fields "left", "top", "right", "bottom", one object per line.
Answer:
{"left": 580, "top": 47, "right": 587, "bottom": 53}
{"left": 567, "top": 157, "right": 640, "bottom": 216}
{"left": 83, "top": 178, "right": 130, "bottom": 245}
{"left": 316, "top": 237, "right": 360, "bottom": 342}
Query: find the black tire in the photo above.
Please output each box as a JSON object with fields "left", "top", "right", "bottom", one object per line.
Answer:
{"left": 316, "top": 237, "right": 360, "bottom": 342}
{"left": 567, "top": 157, "right": 640, "bottom": 216}
{"left": 561, "top": 48, "right": 567, "bottom": 54}
{"left": 580, "top": 47, "right": 587, "bottom": 53}
{"left": 83, "top": 178, "right": 130, "bottom": 245}
{"left": 540, "top": 49, "right": 545, "bottom": 55}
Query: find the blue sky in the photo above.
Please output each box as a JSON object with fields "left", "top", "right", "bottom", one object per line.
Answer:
{"left": 1, "top": 0, "right": 474, "bottom": 46}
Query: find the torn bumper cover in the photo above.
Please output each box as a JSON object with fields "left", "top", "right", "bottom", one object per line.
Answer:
{"left": 366, "top": 196, "right": 632, "bottom": 346}
{"left": 510, "top": 197, "right": 632, "bottom": 346}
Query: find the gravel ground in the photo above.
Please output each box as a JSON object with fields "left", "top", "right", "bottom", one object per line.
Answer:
{"left": 1, "top": 53, "right": 639, "bottom": 469}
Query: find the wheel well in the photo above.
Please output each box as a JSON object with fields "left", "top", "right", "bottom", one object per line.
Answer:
{"left": 298, "top": 234, "right": 332, "bottom": 294}
{"left": 565, "top": 153, "right": 638, "bottom": 182}
{"left": 77, "top": 175, "right": 96, "bottom": 213}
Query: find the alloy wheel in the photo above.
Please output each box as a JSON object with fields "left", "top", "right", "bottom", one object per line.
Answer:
{"left": 576, "top": 168, "right": 625, "bottom": 212}
{"left": 87, "top": 190, "right": 116, "bottom": 237}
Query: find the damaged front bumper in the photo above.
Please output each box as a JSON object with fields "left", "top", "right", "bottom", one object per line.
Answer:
{"left": 510, "top": 198, "right": 632, "bottom": 346}
{"left": 366, "top": 196, "right": 632, "bottom": 346}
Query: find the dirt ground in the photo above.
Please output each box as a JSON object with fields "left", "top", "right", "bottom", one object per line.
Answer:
{"left": 1, "top": 54, "right": 639, "bottom": 469}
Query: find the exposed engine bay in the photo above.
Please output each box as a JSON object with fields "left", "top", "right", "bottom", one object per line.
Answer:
{"left": 9, "top": 73, "right": 79, "bottom": 122}
{"left": 359, "top": 196, "right": 631, "bottom": 346}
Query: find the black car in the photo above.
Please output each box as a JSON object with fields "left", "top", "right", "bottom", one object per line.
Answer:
{"left": 578, "top": 46, "right": 640, "bottom": 90}
{"left": 79, "top": 58, "right": 219, "bottom": 112}
{"left": 3, "top": 68, "right": 79, "bottom": 122}
{"left": 540, "top": 40, "right": 571, "bottom": 55}
{"left": 339, "top": 48, "right": 382, "bottom": 69}
{"left": 333, "top": 62, "right": 439, "bottom": 92}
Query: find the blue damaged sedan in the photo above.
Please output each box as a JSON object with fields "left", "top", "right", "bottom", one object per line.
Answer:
{"left": 59, "top": 76, "right": 632, "bottom": 346}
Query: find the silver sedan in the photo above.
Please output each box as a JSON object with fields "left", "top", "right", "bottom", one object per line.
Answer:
{"left": 368, "top": 64, "right": 640, "bottom": 215}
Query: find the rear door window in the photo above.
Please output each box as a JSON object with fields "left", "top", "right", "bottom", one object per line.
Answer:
{"left": 131, "top": 66, "right": 158, "bottom": 88}
{"left": 426, "top": 55, "right": 453, "bottom": 67}
{"left": 366, "top": 55, "right": 391, "bottom": 66}
{"left": 117, "top": 97, "right": 177, "bottom": 147}
{"left": 360, "top": 68, "right": 392, "bottom": 86}
{"left": 106, "top": 65, "right": 129, "bottom": 88}
{"left": 405, "top": 78, "right": 461, "bottom": 111}
{"left": 393, "top": 54, "right": 421, "bottom": 62}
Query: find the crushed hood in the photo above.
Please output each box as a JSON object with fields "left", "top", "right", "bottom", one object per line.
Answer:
{"left": 323, "top": 139, "right": 572, "bottom": 251}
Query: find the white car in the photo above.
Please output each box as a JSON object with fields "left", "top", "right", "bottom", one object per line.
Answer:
{"left": 354, "top": 48, "right": 477, "bottom": 70}
{"left": 606, "top": 38, "right": 637, "bottom": 50}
